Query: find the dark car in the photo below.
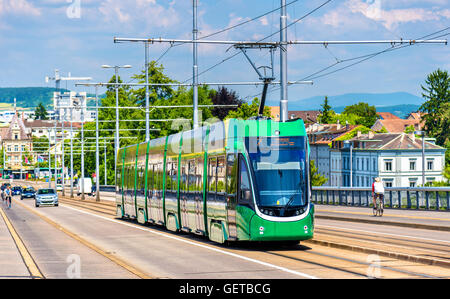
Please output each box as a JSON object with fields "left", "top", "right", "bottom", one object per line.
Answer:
{"left": 21, "top": 187, "right": 36, "bottom": 200}
{"left": 12, "top": 186, "right": 22, "bottom": 196}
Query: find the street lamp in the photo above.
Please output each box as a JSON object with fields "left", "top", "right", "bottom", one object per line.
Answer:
{"left": 101, "top": 64, "right": 132, "bottom": 186}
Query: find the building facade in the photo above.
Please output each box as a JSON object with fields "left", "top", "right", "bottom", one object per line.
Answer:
{"left": 330, "top": 132, "right": 446, "bottom": 187}
{"left": 0, "top": 113, "right": 34, "bottom": 177}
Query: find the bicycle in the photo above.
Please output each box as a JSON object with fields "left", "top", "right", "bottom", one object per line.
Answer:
{"left": 372, "top": 193, "right": 384, "bottom": 217}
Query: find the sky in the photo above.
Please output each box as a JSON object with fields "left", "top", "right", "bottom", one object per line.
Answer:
{"left": 0, "top": 0, "right": 449, "bottom": 108}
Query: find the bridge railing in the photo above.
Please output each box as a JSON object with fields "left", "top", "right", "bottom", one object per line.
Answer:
{"left": 311, "top": 187, "right": 450, "bottom": 211}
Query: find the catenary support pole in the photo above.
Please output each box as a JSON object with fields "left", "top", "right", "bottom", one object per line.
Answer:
{"left": 193, "top": 0, "right": 199, "bottom": 128}
{"left": 280, "top": 0, "right": 288, "bottom": 122}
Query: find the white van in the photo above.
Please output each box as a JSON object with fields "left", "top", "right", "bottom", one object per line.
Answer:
{"left": 76, "top": 177, "right": 93, "bottom": 196}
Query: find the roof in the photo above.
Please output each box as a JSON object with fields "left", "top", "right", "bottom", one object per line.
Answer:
{"left": 308, "top": 123, "right": 359, "bottom": 145}
{"left": 349, "top": 133, "right": 444, "bottom": 151}
{"left": 288, "top": 111, "right": 320, "bottom": 123}
{"left": 371, "top": 119, "right": 423, "bottom": 133}
{"left": 24, "top": 119, "right": 82, "bottom": 129}
{"left": 407, "top": 112, "right": 427, "bottom": 120}
{"left": 376, "top": 112, "right": 400, "bottom": 120}
{"left": 2, "top": 113, "right": 31, "bottom": 141}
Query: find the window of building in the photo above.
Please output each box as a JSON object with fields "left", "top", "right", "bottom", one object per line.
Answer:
{"left": 410, "top": 181, "right": 416, "bottom": 187}
{"left": 14, "top": 145, "right": 18, "bottom": 152}
{"left": 410, "top": 161, "right": 416, "bottom": 171}
{"left": 427, "top": 160, "right": 433, "bottom": 171}
{"left": 385, "top": 160, "right": 392, "bottom": 171}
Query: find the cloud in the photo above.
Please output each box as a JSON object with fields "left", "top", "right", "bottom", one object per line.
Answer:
{"left": 98, "top": 0, "right": 180, "bottom": 30}
{"left": 0, "top": 0, "right": 41, "bottom": 16}
{"left": 347, "top": 0, "right": 448, "bottom": 30}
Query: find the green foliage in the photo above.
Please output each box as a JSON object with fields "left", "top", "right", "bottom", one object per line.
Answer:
{"left": 0, "top": 87, "right": 69, "bottom": 108}
{"left": 318, "top": 96, "right": 334, "bottom": 124}
{"left": 444, "top": 165, "right": 450, "bottom": 182}
{"left": 330, "top": 112, "right": 362, "bottom": 126}
{"left": 210, "top": 87, "right": 244, "bottom": 120}
{"left": 404, "top": 125, "right": 415, "bottom": 134}
{"left": 375, "top": 126, "right": 388, "bottom": 133}
{"left": 343, "top": 102, "right": 378, "bottom": 128}
{"left": 334, "top": 125, "right": 373, "bottom": 141}
{"left": 420, "top": 68, "right": 450, "bottom": 146}
{"left": 225, "top": 98, "right": 271, "bottom": 120}
{"left": 34, "top": 102, "right": 48, "bottom": 120}
{"left": 310, "top": 160, "right": 328, "bottom": 186}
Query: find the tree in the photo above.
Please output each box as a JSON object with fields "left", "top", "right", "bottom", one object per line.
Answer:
{"left": 343, "top": 102, "right": 377, "bottom": 128}
{"left": 210, "top": 86, "right": 244, "bottom": 120}
{"left": 319, "top": 96, "right": 334, "bottom": 124}
{"left": 420, "top": 69, "right": 450, "bottom": 146}
{"left": 225, "top": 98, "right": 271, "bottom": 120}
{"left": 131, "top": 61, "right": 177, "bottom": 106}
{"left": 34, "top": 102, "right": 48, "bottom": 120}
{"left": 310, "top": 160, "right": 328, "bottom": 186}
{"left": 419, "top": 69, "right": 450, "bottom": 171}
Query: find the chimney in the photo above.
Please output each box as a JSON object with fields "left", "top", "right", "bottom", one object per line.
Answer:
{"left": 346, "top": 120, "right": 349, "bottom": 131}
{"left": 368, "top": 131, "right": 374, "bottom": 139}
{"left": 409, "top": 132, "right": 415, "bottom": 142}
{"left": 357, "top": 131, "right": 362, "bottom": 138}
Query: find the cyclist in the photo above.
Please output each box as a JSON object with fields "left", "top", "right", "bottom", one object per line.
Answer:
{"left": 372, "top": 177, "right": 384, "bottom": 211}
{"left": 5, "top": 185, "right": 12, "bottom": 209}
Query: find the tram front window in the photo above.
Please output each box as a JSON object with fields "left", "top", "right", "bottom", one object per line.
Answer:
{"left": 246, "top": 136, "right": 307, "bottom": 217}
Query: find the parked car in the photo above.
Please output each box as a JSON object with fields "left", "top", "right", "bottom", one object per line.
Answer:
{"left": 35, "top": 188, "right": 59, "bottom": 207}
{"left": 21, "top": 187, "right": 36, "bottom": 200}
{"left": 12, "top": 186, "right": 22, "bottom": 196}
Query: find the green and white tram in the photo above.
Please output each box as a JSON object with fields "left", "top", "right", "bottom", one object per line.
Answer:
{"left": 116, "top": 118, "right": 314, "bottom": 243}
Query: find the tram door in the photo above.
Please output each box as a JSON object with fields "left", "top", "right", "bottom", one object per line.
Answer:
{"left": 226, "top": 154, "right": 238, "bottom": 240}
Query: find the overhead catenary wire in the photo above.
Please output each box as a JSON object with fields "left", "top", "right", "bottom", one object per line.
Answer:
{"left": 242, "top": 27, "right": 450, "bottom": 101}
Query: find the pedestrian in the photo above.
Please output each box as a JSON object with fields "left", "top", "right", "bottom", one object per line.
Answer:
{"left": 5, "top": 186, "right": 11, "bottom": 209}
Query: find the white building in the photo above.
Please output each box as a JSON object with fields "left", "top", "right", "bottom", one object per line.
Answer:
{"left": 308, "top": 122, "right": 361, "bottom": 186}
{"left": 53, "top": 91, "right": 92, "bottom": 122}
{"left": 330, "top": 132, "right": 446, "bottom": 187}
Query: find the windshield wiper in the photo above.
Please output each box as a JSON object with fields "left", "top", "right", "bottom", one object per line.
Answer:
{"left": 281, "top": 182, "right": 301, "bottom": 216}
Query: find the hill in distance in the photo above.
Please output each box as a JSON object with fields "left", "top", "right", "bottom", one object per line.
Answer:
{"left": 0, "top": 87, "right": 102, "bottom": 109}
{"left": 0, "top": 87, "right": 70, "bottom": 108}
{"left": 283, "top": 92, "right": 423, "bottom": 119}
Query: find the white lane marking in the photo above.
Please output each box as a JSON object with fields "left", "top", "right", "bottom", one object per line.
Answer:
{"left": 316, "top": 224, "right": 450, "bottom": 244}
{"left": 61, "top": 204, "right": 317, "bottom": 279}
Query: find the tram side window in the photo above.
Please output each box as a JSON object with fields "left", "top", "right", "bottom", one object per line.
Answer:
{"left": 156, "top": 163, "right": 163, "bottom": 197}
{"left": 196, "top": 158, "right": 204, "bottom": 193}
{"left": 139, "top": 167, "right": 145, "bottom": 196}
{"left": 116, "top": 168, "right": 121, "bottom": 193}
{"left": 226, "top": 154, "right": 237, "bottom": 196}
{"left": 179, "top": 160, "right": 187, "bottom": 194}
{"left": 188, "top": 160, "right": 196, "bottom": 193}
{"left": 239, "top": 156, "right": 252, "bottom": 204}
{"left": 124, "top": 167, "right": 130, "bottom": 196}
{"left": 208, "top": 158, "right": 217, "bottom": 201}
{"left": 147, "top": 164, "right": 153, "bottom": 197}
{"left": 217, "top": 156, "right": 226, "bottom": 201}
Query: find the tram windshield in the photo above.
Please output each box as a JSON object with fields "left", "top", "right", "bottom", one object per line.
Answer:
{"left": 246, "top": 136, "right": 308, "bottom": 212}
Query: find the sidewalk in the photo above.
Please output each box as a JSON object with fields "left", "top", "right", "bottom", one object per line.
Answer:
{"left": 0, "top": 204, "right": 32, "bottom": 278}
{"left": 315, "top": 204, "right": 450, "bottom": 231}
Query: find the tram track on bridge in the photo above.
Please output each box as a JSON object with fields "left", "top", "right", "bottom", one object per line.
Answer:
{"left": 57, "top": 196, "right": 450, "bottom": 278}
{"left": 59, "top": 197, "right": 116, "bottom": 216}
